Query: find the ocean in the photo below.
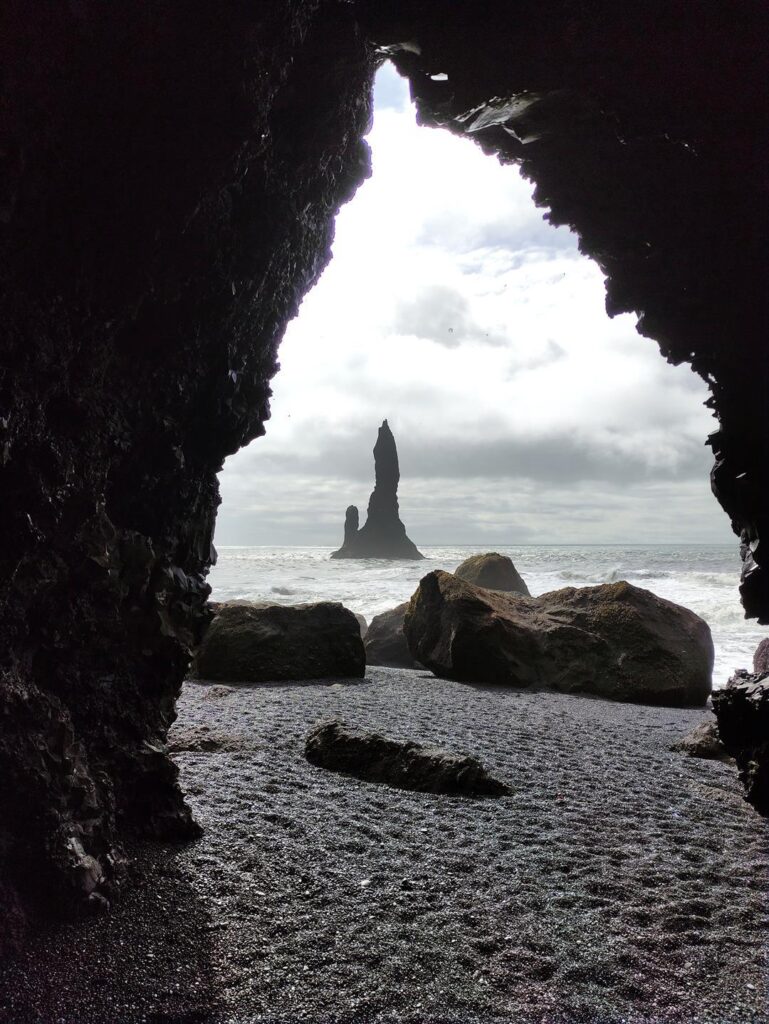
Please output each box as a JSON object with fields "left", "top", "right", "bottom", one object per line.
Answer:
{"left": 207, "top": 544, "right": 766, "bottom": 688}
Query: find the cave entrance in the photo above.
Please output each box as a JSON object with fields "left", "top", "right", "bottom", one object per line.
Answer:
{"left": 168, "top": 63, "right": 768, "bottom": 1024}
{"left": 207, "top": 61, "right": 761, "bottom": 684}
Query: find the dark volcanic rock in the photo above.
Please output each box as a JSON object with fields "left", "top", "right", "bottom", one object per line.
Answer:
{"left": 455, "top": 552, "right": 530, "bottom": 595}
{"left": 331, "top": 420, "right": 423, "bottom": 559}
{"left": 364, "top": 602, "right": 418, "bottom": 668}
{"left": 342, "top": 506, "right": 360, "bottom": 547}
{"left": 192, "top": 602, "right": 365, "bottom": 683}
{"left": 354, "top": 613, "right": 368, "bottom": 639}
{"left": 712, "top": 671, "right": 769, "bottom": 815}
{"left": 0, "top": 1, "right": 373, "bottom": 929}
{"left": 753, "top": 638, "right": 769, "bottom": 673}
{"left": 305, "top": 720, "right": 510, "bottom": 796}
{"left": 405, "top": 571, "right": 713, "bottom": 707}
{"left": 670, "top": 721, "right": 731, "bottom": 761}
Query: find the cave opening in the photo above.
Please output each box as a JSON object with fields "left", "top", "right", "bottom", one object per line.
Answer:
{"left": 208, "top": 62, "right": 762, "bottom": 685}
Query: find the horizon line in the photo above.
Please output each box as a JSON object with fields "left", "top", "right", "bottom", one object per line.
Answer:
{"left": 213, "top": 541, "right": 736, "bottom": 549}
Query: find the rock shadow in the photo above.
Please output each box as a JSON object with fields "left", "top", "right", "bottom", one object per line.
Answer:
{"left": 0, "top": 842, "right": 221, "bottom": 1024}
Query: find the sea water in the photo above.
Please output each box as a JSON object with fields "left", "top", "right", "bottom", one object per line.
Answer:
{"left": 207, "top": 544, "right": 766, "bottom": 688}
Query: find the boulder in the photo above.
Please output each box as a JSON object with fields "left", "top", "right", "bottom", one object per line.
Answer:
{"left": 354, "top": 613, "right": 368, "bottom": 639}
{"left": 404, "top": 571, "right": 713, "bottom": 707}
{"left": 670, "top": 721, "right": 731, "bottom": 761}
{"left": 305, "top": 720, "right": 510, "bottom": 796}
{"left": 331, "top": 420, "right": 423, "bottom": 559}
{"left": 753, "top": 638, "right": 769, "bottom": 673}
{"left": 712, "top": 670, "right": 769, "bottom": 815}
{"left": 191, "top": 601, "right": 365, "bottom": 683}
{"left": 455, "top": 552, "right": 530, "bottom": 595}
{"left": 364, "top": 602, "right": 419, "bottom": 668}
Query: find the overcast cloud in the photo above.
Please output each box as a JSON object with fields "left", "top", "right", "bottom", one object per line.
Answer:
{"left": 214, "top": 63, "right": 729, "bottom": 547}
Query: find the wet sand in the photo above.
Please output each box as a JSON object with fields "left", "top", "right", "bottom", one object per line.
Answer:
{"left": 1, "top": 667, "right": 768, "bottom": 1023}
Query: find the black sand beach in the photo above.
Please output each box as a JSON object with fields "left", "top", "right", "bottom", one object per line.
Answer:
{"left": 1, "top": 667, "right": 767, "bottom": 1023}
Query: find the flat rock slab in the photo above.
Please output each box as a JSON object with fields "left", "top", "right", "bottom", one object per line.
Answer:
{"left": 192, "top": 601, "right": 365, "bottom": 683}
{"left": 305, "top": 720, "right": 510, "bottom": 796}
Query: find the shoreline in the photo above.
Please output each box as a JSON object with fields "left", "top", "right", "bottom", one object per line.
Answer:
{"left": 1, "top": 668, "right": 767, "bottom": 1023}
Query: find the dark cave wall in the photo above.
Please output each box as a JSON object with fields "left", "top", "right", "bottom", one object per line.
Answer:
{"left": 1, "top": 0, "right": 768, "bottom": 949}
{"left": 0, "top": 0, "right": 373, "bottom": 944}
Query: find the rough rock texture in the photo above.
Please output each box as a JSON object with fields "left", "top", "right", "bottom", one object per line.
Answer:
{"left": 364, "top": 602, "right": 419, "bottom": 668}
{"left": 753, "top": 637, "right": 769, "bottom": 673}
{"left": 406, "top": 571, "right": 714, "bottom": 707}
{"left": 331, "top": 420, "right": 423, "bottom": 559}
{"left": 305, "top": 720, "right": 511, "bottom": 796}
{"left": 670, "top": 721, "right": 731, "bottom": 762}
{"left": 2, "top": 0, "right": 769, "bottom": 936}
{"left": 712, "top": 671, "right": 769, "bottom": 816}
{"left": 455, "top": 552, "right": 530, "bottom": 595}
{"left": 192, "top": 602, "right": 365, "bottom": 683}
{"left": 0, "top": 0, "right": 373, "bottom": 941}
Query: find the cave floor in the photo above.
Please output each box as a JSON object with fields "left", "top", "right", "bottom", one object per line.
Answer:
{"left": 1, "top": 667, "right": 768, "bottom": 1024}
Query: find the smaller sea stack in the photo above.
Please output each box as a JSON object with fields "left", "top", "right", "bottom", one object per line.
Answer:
{"left": 331, "top": 420, "right": 423, "bottom": 560}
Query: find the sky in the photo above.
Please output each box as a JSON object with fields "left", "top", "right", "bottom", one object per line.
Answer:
{"left": 214, "top": 63, "right": 731, "bottom": 548}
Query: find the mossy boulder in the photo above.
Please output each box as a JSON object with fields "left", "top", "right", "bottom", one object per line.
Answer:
{"left": 405, "top": 571, "right": 713, "bottom": 707}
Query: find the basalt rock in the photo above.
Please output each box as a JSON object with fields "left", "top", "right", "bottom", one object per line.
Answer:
{"left": 670, "top": 722, "right": 731, "bottom": 762}
{"left": 753, "top": 638, "right": 769, "bottom": 674}
{"left": 0, "top": 1, "right": 373, "bottom": 938}
{"left": 1, "top": 0, "right": 768, "bottom": 938}
{"left": 455, "top": 553, "right": 530, "bottom": 595}
{"left": 305, "top": 720, "right": 510, "bottom": 796}
{"left": 712, "top": 671, "right": 769, "bottom": 816}
{"left": 331, "top": 420, "right": 423, "bottom": 559}
{"left": 192, "top": 602, "right": 365, "bottom": 683}
{"left": 364, "top": 602, "right": 419, "bottom": 668}
{"left": 405, "top": 571, "right": 713, "bottom": 707}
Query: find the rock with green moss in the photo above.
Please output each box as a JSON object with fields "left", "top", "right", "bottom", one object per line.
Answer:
{"left": 405, "top": 571, "right": 712, "bottom": 707}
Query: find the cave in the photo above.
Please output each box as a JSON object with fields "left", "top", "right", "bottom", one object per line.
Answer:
{"left": 1, "top": 0, "right": 768, "bottom": 958}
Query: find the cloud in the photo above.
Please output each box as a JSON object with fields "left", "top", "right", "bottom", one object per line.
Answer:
{"left": 226, "top": 418, "right": 710, "bottom": 487}
{"left": 397, "top": 433, "right": 710, "bottom": 484}
{"left": 418, "top": 206, "right": 578, "bottom": 258}
{"left": 392, "top": 284, "right": 506, "bottom": 347}
{"left": 372, "top": 61, "right": 410, "bottom": 113}
{"left": 213, "top": 467, "right": 727, "bottom": 548}
{"left": 213, "top": 62, "right": 730, "bottom": 548}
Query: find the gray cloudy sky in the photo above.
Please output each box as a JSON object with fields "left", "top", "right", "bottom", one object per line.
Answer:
{"left": 214, "top": 63, "right": 730, "bottom": 547}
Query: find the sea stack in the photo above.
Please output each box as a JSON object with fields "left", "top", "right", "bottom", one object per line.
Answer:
{"left": 331, "top": 420, "right": 424, "bottom": 560}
